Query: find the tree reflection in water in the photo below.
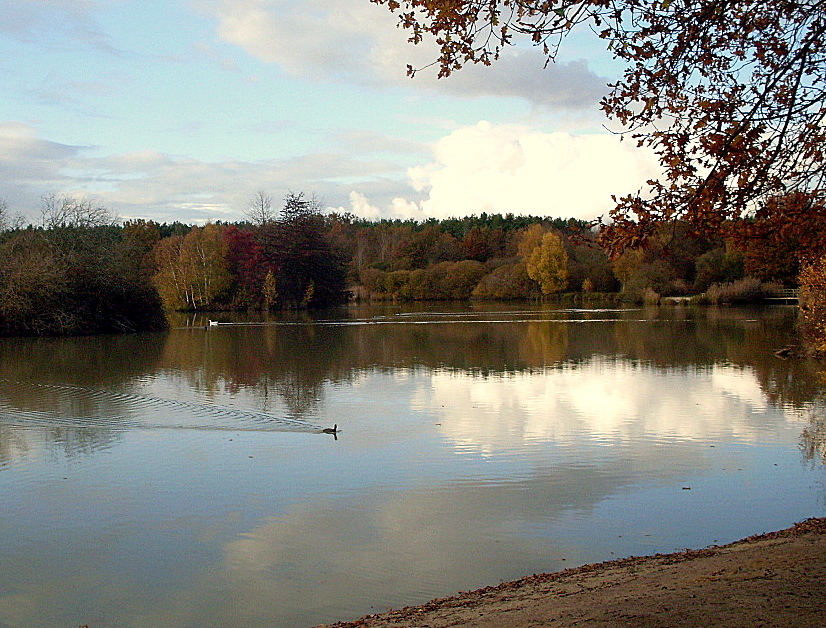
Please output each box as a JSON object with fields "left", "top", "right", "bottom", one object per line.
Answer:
{"left": 0, "top": 304, "right": 823, "bottom": 628}
{"left": 0, "top": 304, "right": 822, "bottom": 463}
{"left": 801, "top": 395, "right": 826, "bottom": 464}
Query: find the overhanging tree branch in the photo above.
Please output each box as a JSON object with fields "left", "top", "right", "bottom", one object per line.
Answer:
{"left": 372, "top": 0, "right": 826, "bottom": 255}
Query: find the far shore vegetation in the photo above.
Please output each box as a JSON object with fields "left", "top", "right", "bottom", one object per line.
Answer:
{"left": 1, "top": 191, "right": 824, "bottom": 355}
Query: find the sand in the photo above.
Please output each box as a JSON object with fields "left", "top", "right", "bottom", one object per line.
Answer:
{"left": 319, "top": 518, "right": 826, "bottom": 628}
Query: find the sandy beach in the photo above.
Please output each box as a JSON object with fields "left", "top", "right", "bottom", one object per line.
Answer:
{"left": 320, "top": 518, "right": 826, "bottom": 628}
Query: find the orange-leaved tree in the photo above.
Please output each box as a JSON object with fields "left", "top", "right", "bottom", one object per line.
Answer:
{"left": 371, "top": 0, "right": 826, "bottom": 254}
{"left": 372, "top": 0, "right": 826, "bottom": 349}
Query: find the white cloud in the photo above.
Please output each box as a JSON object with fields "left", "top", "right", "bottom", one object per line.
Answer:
{"left": 0, "top": 122, "right": 81, "bottom": 161}
{"left": 345, "top": 190, "right": 382, "bottom": 219}
{"left": 428, "top": 53, "right": 609, "bottom": 110}
{"left": 0, "top": 123, "right": 420, "bottom": 223}
{"left": 344, "top": 190, "right": 424, "bottom": 221}
{"left": 210, "top": 0, "right": 409, "bottom": 82}
{"left": 206, "top": 0, "right": 610, "bottom": 109}
{"left": 407, "top": 121, "right": 662, "bottom": 221}
{"left": 0, "top": 121, "right": 658, "bottom": 225}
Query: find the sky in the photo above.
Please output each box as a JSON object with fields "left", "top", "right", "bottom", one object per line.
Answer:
{"left": 0, "top": 0, "right": 662, "bottom": 225}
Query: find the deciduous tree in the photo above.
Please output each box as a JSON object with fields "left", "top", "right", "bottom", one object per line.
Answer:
{"left": 734, "top": 192, "right": 826, "bottom": 283}
{"left": 0, "top": 198, "right": 23, "bottom": 233}
{"left": 472, "top": 262, "right": 538, "bottom": 299}
{"left": 460, "top": 226, "right": 505, "bottom": 261}
{"left": 0, "top": 217, "right": 166, "bottom": 335}
{"left": 525, "top": 231, "right": 569, "bottom": 295}
{"left": 246, "top": 189, "right": 276, "bottom": 226}
{"left": 40, "top": 193, "right": 116, "bottom": 229}
{"left": 223, "top": 225, "right": 268, "bottom": 307}
{"left": 372, "top": 0, "right": 826, "bottom": 255}
{"left": 153, "top": 224, "right": 231, "bottom": 310}
{"left": 800, "top": 256, "right": 826, "bottom": 354}
{"left": 0, "top": 231, "right": 67, "bottom": 334}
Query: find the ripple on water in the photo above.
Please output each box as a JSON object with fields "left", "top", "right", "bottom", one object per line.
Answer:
{"left": 0, "top": 380, "right": 319, "bottom": 434}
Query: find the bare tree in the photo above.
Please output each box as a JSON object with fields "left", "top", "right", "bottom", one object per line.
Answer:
{"left": 0, "top": 198, "right": 9, "bottom": 232}
{"left": 0, "top": 198, "right": 24, "bottom": 232}
{"left": 245, "top": 189, "right": 276, "bottom": 225}
{"left": 40, "top": 193, "right": 116, "bottom": 229}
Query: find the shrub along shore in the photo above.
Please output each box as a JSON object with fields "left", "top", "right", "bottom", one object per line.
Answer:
{"left": 1, "top": 195, "right": 824, "bottom": 349}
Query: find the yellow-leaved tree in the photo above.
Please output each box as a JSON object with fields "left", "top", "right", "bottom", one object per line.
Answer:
{"left": 800, "top": 256, "right": 826, "bottom": 355}
{"left": 153, "top": 223, "right": 231, "bottom": 310}
{"left": 522, "top": 229, "right": 569, "bottom": 295}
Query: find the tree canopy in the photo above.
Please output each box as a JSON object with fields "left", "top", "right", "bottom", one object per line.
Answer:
{"left": 526, "top": 231, "right": 569, "bottom": 294}
{"left": 372, "top": 0, "right": 826, "bottom": 255}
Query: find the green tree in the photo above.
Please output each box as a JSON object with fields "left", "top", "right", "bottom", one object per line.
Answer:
{"left": 693, "top": 246, "right": 745, "bottom": 292}
{"left": 359, "top": 267, "right": 388, "bottom": 296}
{"left": 567, "top": 240, "right": 621, "bottom": 293}
{"left": 403, "top": 224, "right": 461, "bottom": 267}
{"left": 122, "top": 219, "right": 162, "bottom": 282}
{"left": 385, "top": 269, "right": 412, "bottom": 298}
{"left": 622, "top": 259, "right": 680, "bottom": 298}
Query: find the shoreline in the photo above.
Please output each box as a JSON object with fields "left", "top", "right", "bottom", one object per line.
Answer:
{"left": 320, "top": 518, "right": 826, "bottom": 628}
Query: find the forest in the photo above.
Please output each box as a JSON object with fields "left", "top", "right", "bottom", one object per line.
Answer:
{"left": 1, "top": 3, "right": 823, "bottom": 348}
{"left": 0, "top": 191, "right": 819, "bottom": 339}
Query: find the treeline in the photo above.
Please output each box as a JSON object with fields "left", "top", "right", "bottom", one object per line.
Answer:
{"left": 0, "top": 192, "right": 812, "bottom": 337}
{"left": 0, "top": 196, "right": 166, "bottom": 336}
{"left": 329, "top": 212, "right": 801, "bottom": 303}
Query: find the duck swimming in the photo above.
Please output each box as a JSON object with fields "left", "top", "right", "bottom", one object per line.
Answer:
{"left": 322, "top": 424, "right": 338, "bottom": 434}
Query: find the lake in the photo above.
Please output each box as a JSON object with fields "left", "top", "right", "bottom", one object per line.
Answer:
{"left": 0, "top": 303, "right": 824, "bottom": 628}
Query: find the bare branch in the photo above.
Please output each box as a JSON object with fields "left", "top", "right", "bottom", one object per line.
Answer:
{"left": 40, "top": 193, "right": 116, "bottom": 229}
{"left": 245, "top": 189, "right": 276, "bottom": 226}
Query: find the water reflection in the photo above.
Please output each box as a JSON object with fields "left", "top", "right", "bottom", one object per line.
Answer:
{"left": 801, "top": 405, "right": 826, "bottom": 463}
{"left": 1, "top": 306, "right": 819, "bottom": 420}
{"left": 159, "top": 306, "right": 822, "bottom": 413}
{"left": 0, "top": 332, "right": 166, "bottom": 387}
{"left": 0, "top": 304, "right": 823, "bottom": 628}
{"left": 425, "top": 360, "right": 808, "bottom": 455}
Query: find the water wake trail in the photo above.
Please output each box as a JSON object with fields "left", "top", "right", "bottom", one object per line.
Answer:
{"left": 0, "top": 380, "right": 320, "bottom": 433}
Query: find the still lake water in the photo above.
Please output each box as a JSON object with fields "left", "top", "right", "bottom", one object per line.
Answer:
{"left": 1, "top": 303, "right": 824, "bottom": 628}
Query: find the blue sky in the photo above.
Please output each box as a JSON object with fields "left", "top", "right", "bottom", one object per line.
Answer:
{"left": 0, "top": 0, "right": 660, "bottom": 225}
